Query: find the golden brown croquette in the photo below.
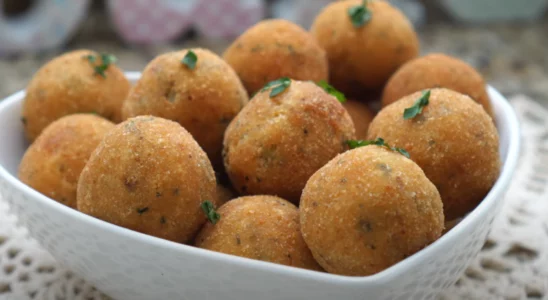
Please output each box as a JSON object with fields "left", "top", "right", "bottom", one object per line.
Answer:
{"left": 382, "top": 53, "right": 494, "bottom": 118}
{"left": 223, "top": 19, "right": 328, "bottom": 95}
{"left": 195, "top": 195, "right": 322, "bottom": 271}
{"left": 368, "top": 88, "right": 500, "bottom": 220}
{"left": 223, "top": 80, "right": 355, "bottom": 203}
{"left": 122, "top": 48, "right": 248, "bottom": 167}
{"left": 22, "top": 49, "right": 130, "bottom": 141}
{"left": 77, "top": 116, "right": 216, "bottom": 243}
{"left": 300, "top": 146, "right": 444, "bottom": 276}
{"left": 19, "top": 114, "right": 115, "bottom": 208}
{"left": 311, "top": 0, "right": 419, "bottom": 95}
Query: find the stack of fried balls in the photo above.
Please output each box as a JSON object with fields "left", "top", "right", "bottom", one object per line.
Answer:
{"left": 18, "top": 0, "right": 500, "bottom": 277}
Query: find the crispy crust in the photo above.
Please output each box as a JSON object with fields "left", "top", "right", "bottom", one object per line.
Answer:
{"left": 223, "top": 19, "right": 328, "bottom": 95}
{"left": 311, "top": 0, "right": 419, "bottom": 95}
{"left": 300, "top": 146, "right": 444, "bottom": 276}
{"left": 368, "top": 88, "right": 500, "bottom": 220}
{"left": 195, "top": 195, "right": 322, "bottom": 271}
{"left": 22, "top": 49, "right": 130, "bottom": 141}
{"left": 77, "top": 116, "right": 216, "bottom": 243}
{"left": 382, "top": 53, "right": 494, "bottom": 118}
{"left": 122, "top": 48, "right": 248, "bottom": 167}
{"left": 223, "top": 80, "right": 355, "bottom": 203}
{"left": 19, "top": 114, "right": 115, "bottom": 208}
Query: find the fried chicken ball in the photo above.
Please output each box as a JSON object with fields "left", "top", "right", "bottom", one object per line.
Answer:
{"left": 300, "top": 145, "right": 444, "bottom": 276}
{"left": 22, "top": 49, "right": 130, "bottom": 141}
{"left": 368, "top": 88, "right": 500, "bottom": 220}
{"left": 311, "top": 0, "right": 419, "bottom": 95}
{"left": 122, "top": 48, "right": 248, "bottom": 167}
{"left": 195, "top": 195, "right": 322, "bottom": 271}
{"left": 77, "top": 116, "right": 216, "bottom": 243}
{"left": 382, "top": 53, "right": 494, "bottom": 118}
{"left": 18, "top": 114, "right": 115, "bottom": 208}
{"left": 343, "top": 100, "right": 375, "bottom": 140}
{"left": 223, "top": 80, "right": 355, "bottom": 203}
{"left": 223, "top": 19, "right": 328, "bottom": 95}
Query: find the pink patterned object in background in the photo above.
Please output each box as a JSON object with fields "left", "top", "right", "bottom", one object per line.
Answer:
{"left": 0, "top": 0, "right": 426, "bottom": 53}
{"left": 107, "top": 0, "right": 198, "bottom": 44}
{"left": 194, "top": 0, "right": 266, "bottom": 39}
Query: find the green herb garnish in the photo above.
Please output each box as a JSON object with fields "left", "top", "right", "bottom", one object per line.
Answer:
{"left": 84, "top": 53, "right": 117, "bottom": 78}
{"left": 201, "top": 200, "right": 220, "bottom": 224}
{"left": 136, "top": 207, "right": 149, "bottom": 215}
{"left": 394, "top": 147, "right": 410, "bottom": 158}
{"left": 347, "top": 137, "right": 387, "bottom": 149}
{"left": 403, "top": 90, "right": 431, "bottom": 120}
{"left": 346, "top": 137, "right": 410, "bottom": 158}
{"left": 348, "top": 0, "right": 372, "bottom": 28}
{"left": 84, "top": 55, "right": 96, "bottom": 63}
{"left": 261, "top": 77, "right": 291, "bottom": 97}
{"left": 181, "top": 50, "right": 198, "bottom": 70}
{"left": 316, "top": 80, "right": 346, "bottom": 103}
{"left": 347, "top": 139, "right": 375, "bottom": 149}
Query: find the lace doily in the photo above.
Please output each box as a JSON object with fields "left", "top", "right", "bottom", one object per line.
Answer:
{"left": 0, "top": 96, "right": 546, "bottom": 300}
{"left": 443, "top": 96, "right": 548, "bottom": 300}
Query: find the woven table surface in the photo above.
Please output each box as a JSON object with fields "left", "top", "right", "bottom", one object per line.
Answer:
{"left": 0, "top": 96, "right": 547, "bottom": 300}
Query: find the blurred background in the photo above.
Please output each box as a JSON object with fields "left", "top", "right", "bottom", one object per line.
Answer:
{"left": 0, "top": 0, "right": 547, "bottom": 107}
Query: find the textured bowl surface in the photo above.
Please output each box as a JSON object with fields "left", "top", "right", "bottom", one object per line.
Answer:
{"left": 0, "top": 72, "right": 520, "bottom": 300}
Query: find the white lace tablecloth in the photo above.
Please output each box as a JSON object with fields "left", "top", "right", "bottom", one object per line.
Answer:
{"left": 1, "top": 96, "right": 547, "bottom": 300}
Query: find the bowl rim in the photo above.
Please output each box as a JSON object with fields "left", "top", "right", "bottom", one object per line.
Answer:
{"left": 0, "top": 73, "right": 521, "bottom": 284}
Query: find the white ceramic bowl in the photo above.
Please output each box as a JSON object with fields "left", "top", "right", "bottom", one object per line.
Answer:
{"left": 0, "top": 72, "right": 520, "bottom": 300}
